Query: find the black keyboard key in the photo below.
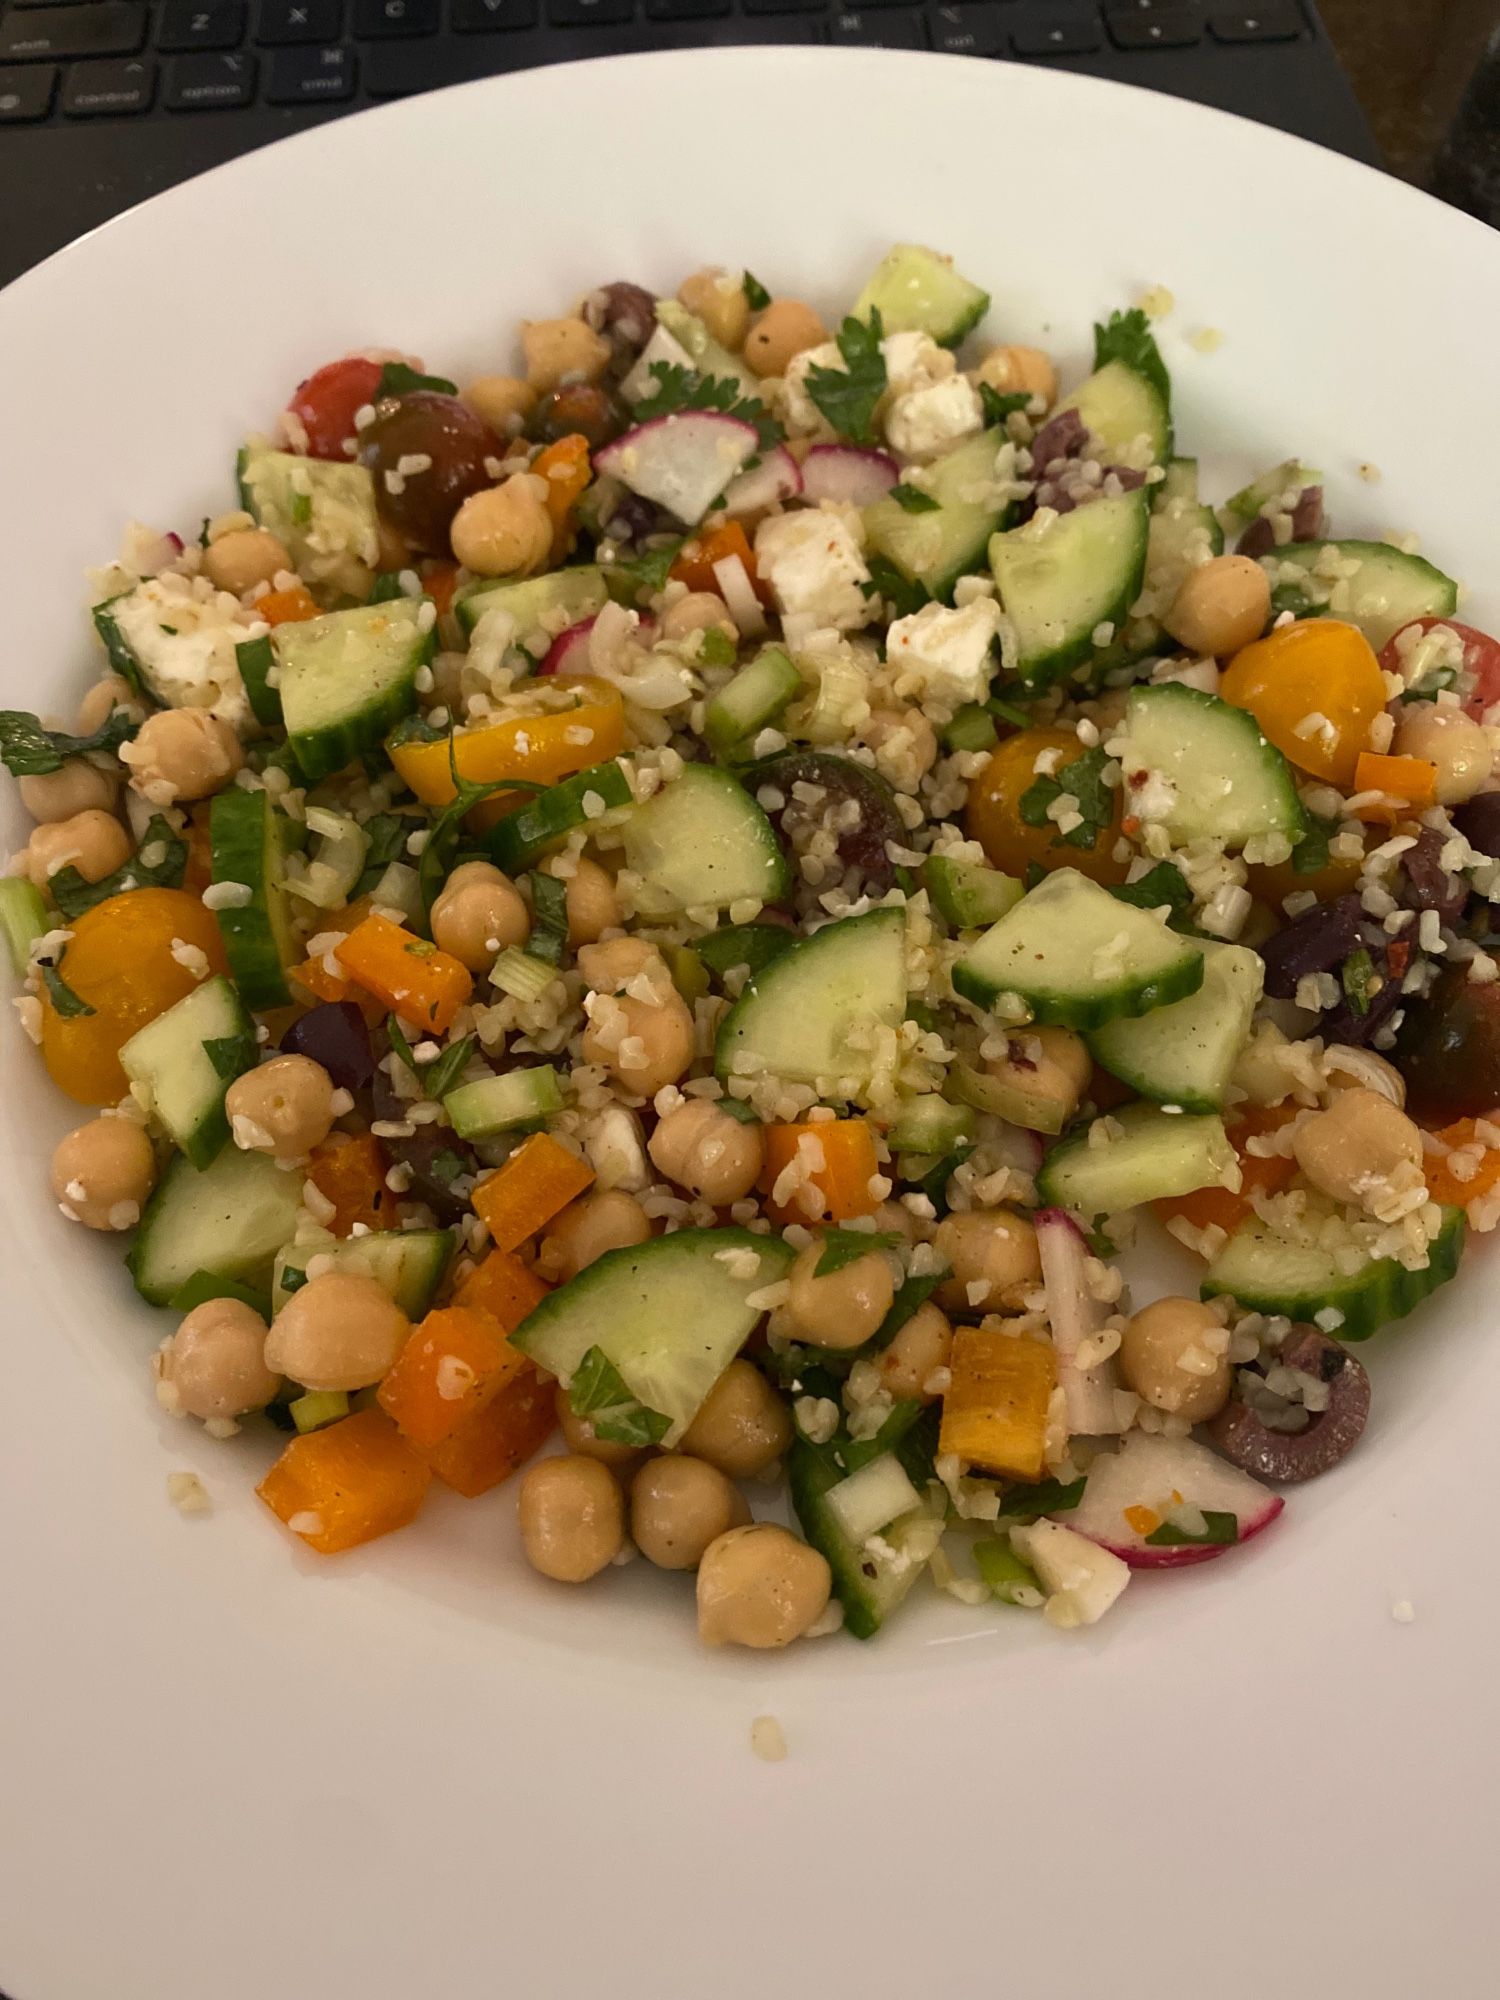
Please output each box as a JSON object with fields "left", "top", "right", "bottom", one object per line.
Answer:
{"left": 258, "top": 0, "right": 341, "bottom": 41}
{"left": 62, "top": 52, "right": 155, "bottom": 110}
{"left": 451, "top": 0, "right": 536, "bottom": 27}
{"left": 364, "top": 35, "right": 462, "bottom": 88}
{"left": 0, "top": 61, "right": 57, "bottom": 118}
{"left": 164, "top": 48, "right": 255, "bottom": 104}
{"left": 352, "top": 0, "right": 438, "bottom": 34}
{"left": 827, "top": 7, "right": 924, "bottom": 44}
{"left": 0, "top": 5, "right": 146, "bottom": 64}
{"left": 1012, "top": 12, "right": 1101, "bottom": 54}
{"left": 644, "top": 0, "right": 727, "bottom": 15}
{"left": 743, "top": 0, "right": 826, "bottom": 12}
{"left": 1106, "top": 3, "right": 1199, "bottom": 47}
{"left": 266, "top": 40, "right": 353, "bottom": 96}
{"left": 158, "top": 0, "right": 245, "bottom": 51}
{"left": 1210, "top": 4, "right": 1301, "bottom": 40}
{"left": 548, "top": 0, "right": 633, "bottom": 21}
{"left": 928, "top": 2, "right": 1006, "bottom": 54}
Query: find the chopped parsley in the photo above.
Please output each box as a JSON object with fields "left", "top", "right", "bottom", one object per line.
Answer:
{"left": 1018, "top": 744, "right": 1113, "bottom": 852}
{"left": 632, "top": 361, "right": 781, "bottom": 453}
{"left": 860, "top": 555, "right": 929, "bottom": 621}
{"left": 889, "top": 483, "right": 940, "bottom": 515}
{"left": 696, "top": 625, "right": 738, "bottom": 669}
{"left": 1109, "top": 862, "right": 1192, "bottom": 917}
{"left": 998, "top": 1475, "right": 1086, "bottom": 1524}
{"left": 1291, "top": 812, "right": 1337, "bottom": 876}
{"left": 605, "top": 539, "right": 684, "bottom": 606}
{"left": 525, "top": 870, "right": 569, "bottom": 967}
{"left": 422, "top": 1034, "right": 478, "bottom": 1101}
{"left": 352, "top": 813, "right": 410, "bottom": 897}
{"left": 804, "top": 308, "right": 888, "bottom": 445}
{"left": 1092, "top": 306, "right": 1172, "bottom": 416}
{"left": 203, "top": 1031, "right": 257, "bottom": 1083}
{"left": 978, "top": 385, "right": 1031, "bottom": 426}
{"left": 1145, "top": 1509, "right": 1238, "bottom": 1548}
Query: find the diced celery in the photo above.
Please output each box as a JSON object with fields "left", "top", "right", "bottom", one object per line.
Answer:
{"left": 0, "top": 877, "right": 48, "bottom": 977}
{"left": 973, "top": 1537, "right": 1045, "bottom": 1607}
{"left": 290, "top": 1389, "right": 351, "bottom": 1434}
{"left": 490, "top": 947, "right": 558, "bottom": 1002}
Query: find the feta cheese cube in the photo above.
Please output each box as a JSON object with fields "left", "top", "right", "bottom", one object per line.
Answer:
{"left": 884, "top": 373, "right": 984, "bottom": 462}
{"left": 780, "top": 341, "right": 842, "bottom": 435}
{"left": 755, "top": 506, "right": 876, "bottom": 649}
{"left": 885, "top": 597, "right": 1004, "bottom": 715}
{"left": 881, "top": 330, "right": 954, "bottom": 399}
{"left": 106, "top": 573, "right": 260, "bottom": 732}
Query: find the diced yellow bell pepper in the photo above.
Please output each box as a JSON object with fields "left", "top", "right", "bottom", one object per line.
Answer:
{"left": 387, "top": 675, "right": 625, "bottom": 806}
{"left": 938, "top": 1324, "right": 1056, "bottom": 1482}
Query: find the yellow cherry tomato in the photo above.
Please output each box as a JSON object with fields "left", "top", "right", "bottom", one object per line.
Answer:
{"left": 387, "top": 675, "right": 624, "bottom": 807}
{"left": 966, "top": 727, "right": 1129, "bottom": 887}
{"left": 1220, "top": 620, "right": 1386, "bottom": 786}
{"left": 40, "top": 888, "right": 228, "bottom": 1106}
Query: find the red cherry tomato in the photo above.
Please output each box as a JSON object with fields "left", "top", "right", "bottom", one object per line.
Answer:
{"left": 1379, "top": 617, "right": 1500, "bottom": 722}
{"left": 287, "top": 357, "right": 385, "bottom": 461}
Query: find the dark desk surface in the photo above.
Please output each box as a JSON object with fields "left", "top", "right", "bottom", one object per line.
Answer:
{"left": 1323, "top": 0, "right": 1500, "bottom": 187}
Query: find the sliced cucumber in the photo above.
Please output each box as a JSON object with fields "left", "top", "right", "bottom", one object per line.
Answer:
{"left": 1055, "top": 359, "right": 1170, "bottom": 465}
{"left": 453, "top": 564, "right": 607, "bottom": 643}
{"left": 485, "top": 759, "right": 633, "bottom": 873}
{"left": 510, "top": 1227, "right": 795, "bottom": 1442}
{"left": 1037, "top": 1103, "right": 1236, "bottom": 1216}
{"left": 235, "top": 635, "right": 283, "bottom": 729}
{"left": 1089, "top": 940, "right": 1264, "bottom": 1113}
{"left": 0, "top": 877, "right": 48, "bottom": 977}
{"left": 119, "top": 974, "right": 256, "bottom": 1170}
{"left": 1224, "top": 458, "right": 1321, "bottom": 522}
{"left": 238, "top": 446, "right": 380, "bottom": 594}
{"left": 273, "top": 1227, "right": 453, "bottom": 1318}
{"left": 443, "top": 1066, "right": 564, "bottom": 1139}
{"left": 276, "top": 598, "right": 432, "bottom": 784}
{"left": 885, "top": 1094, "right": 976, "bottom": 1156}
{"left": 1119, "top": 682, "right": 1305, "bottom": 849}
{"left": 865, "top": 427, "right": 1014, "bottom": 601}
{"left": 704, "top": 647, "right": 802, "bottom": 756}
{"left": 853, "top": 243, "right": 990, "bottom": 346}
{"left": 209, "top": 789, "right": 298, "bottom": 1011}
{"left": 621, "top": 764, "right": 790, "bottom": 916}
{"left": 952, "top": 867, "right": 1202, "bottom": 1031}
{"left": 1261, "top": 540, "right": 1458, "bottom": 651}
{"left": 1201, "top": 1206, "right": 1465, "bottom": 1342}
{"left": 924, "top": 854, "right": 1023, "bottom": 930}
{"left": 128, "top": 1144, "right": 305, "bottom": 1306}
{"left": 654, "top": 298, "right": 759, "bottom": 396}
{"left": 788, "top": 1439, "right": 937, "bottom": 1640}
{"left": 989, "top": 489, "right": 1149, "bottom": 686}
{"left": 714, "top": 907, "right": 908, "bottom": 1097}
{"left": 950, "top": 1056, "right": 1074, "bottom": 1138}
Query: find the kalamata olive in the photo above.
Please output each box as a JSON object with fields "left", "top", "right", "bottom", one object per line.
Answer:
{"left": 1258, "top": 894, "right": 1367, "bottom": 999}
{"left": 1452, "top": 791, "right": 1500, "bottom": 860}
{"left": 743, "top": 751, "right": 906, "bottom": 892}
{"left": 526, "top": 382, "right": 626, "bottom": 451}
{"left": 280, "top": 1001, "right": 375, "bottom": 1092}
{"left": 587, "top": 281, "right": 658, "bottom": 362}
{"left": 1028, "top": 408, "right": 1087, "bottom": 473}
{"left": 1236, "top": 484, "right": 1325, "bottom": 558}
{"left": 356, "top": 392, "right": 501, "bottom": 555}
{"left": 371, "top": 1051, "right": 481, "bottom": 1222}
{"left": 1393, "top": 962, "right": 1500, "bottom": 1122}
{"left": 604, "top": 494, "right": 669, "bottom": 546}
{"left": 1400, "top": 825, "right": 1468, "bottom": 924}
{"left": 1319, "top": 972, "right": 1404, "bottom": 1051}
{"left": 1209, "top": 1328, "right": 1370, "bottom": 1482}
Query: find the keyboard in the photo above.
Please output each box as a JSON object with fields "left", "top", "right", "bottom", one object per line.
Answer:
{"left": 0, "top": 0, "right": 1377, "bottom": 286}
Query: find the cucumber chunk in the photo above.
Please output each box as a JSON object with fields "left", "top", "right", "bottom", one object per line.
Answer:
{"left": 1224, "top": 459, "right": 1322, "bottom": 522}
{"left": 453, "top": 564, "right": 607, "bottom": 643}
{"left": 128, "top": 1144, "right": 305, "bottom": 1306}
{"left": 1037, "top": 1103, "right": 1237, "bottom": 1216}
{"left": 0, "top": 877, "right": 48, "bottom": 977}
{"left": 485, "top": 760, "right": 633, "bottom": 873}
{"left": 1118, "top": 682, "right": 1306, "bottom": 849}
{"left": 788, "top": 1435, "right": 942, "bottom": 1639}
{"left": 621, "top": 764, "right": 790, "bottom": 916}
{"left": 1260, "top": 540, "right": 1458, "bottom": 651}
{"left": 714, "top": 907, "right": 908, "bottom": 1098}
{"left": 510, "top": 1227, "right": 795, "bottom": 1442}
{"left": 119, "top": 974, "right": 256, "bottom": 1170}
{"left": 950, "top": 1055, "right": 1074, "bottom": 1138}
{"left": 209, "top": 789, "right": 298, "bottom": 1010}
{"left": 704, "top": 647, "right": 802, "bottom": 755}
{"left": 235, "top": 635, "right": 283, "bottom": 729}
{"left": 1055, "top": 359, "right": 1170, "bottom": 465}
{"left": 654, "top": 298, "right": 759, "bottom": 396}
{"left": 865, "top": 427, "right": 1014, "bottom": 601}
{"left": 952, "top": 868, "right": 1203, "bottom": 1031}
{"left": 238, "top": 446, "right": 380, "bottom": 595}
{"left": 853, "top": 243, "right": 990, "bottom": 346}
{"left": 273, "top": 1228, "right": 453, "bottom": 1318}
{"left": 989, "top": 490, "right": 1149, "bottom": 686}
{"left": 1089, "top": 940, "right": 1264, "bottom": 1112}
{"left": 276, "top": 598, "right": 432, "bottom": 783}
{"left": 1201, "top": 1206, "right": 1465, "bottom": 1342}
{"left": 885, "top": 1094, "right": 976, "bottom": 1156}
{"left": 443, "top": 1066, "right": 564, "bottom": 1139}
{"left": 925, "top": 854, "right": 1024, "bottom": 930}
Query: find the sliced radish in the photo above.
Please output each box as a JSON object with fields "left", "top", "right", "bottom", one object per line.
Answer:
{"left": 595, "top": 412, "right": 758, "bottom": 528}
{"left": 801, "top": 444, "right": 900, "bottom": 508}
{"left": 1009, "top": 1520, "right": 1130, "bottom": 1627}
{"left": 541, "top": 611, "right": 656, "bottom": 676}
{"left": 1036, "top": 1208, "right": 1130, "bottom": 1436}
{"left": 1065, "top": 1432, "right": 1285, "bottom": 1570}
{"left": 722, "top": 446, "right": 803, "bottom": 517}
{"left": 619, "top": 322, "right": 695, "bottom": 406}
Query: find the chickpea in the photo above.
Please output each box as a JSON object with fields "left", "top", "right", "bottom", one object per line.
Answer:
{"left": 861, "top": 707, "right": 938, "bottom": 785}
{"left": 26, "top": 809, "right": 130, "bottom": 890}
{"left": 554, "top": 1383, "right": 647, "bottom": 1472}
{"left": 677, "top": 268, "right": 752, "bottom": 352}
{"left": 786, "top": 1238, "right": 895, "bottom": 1351}
{"left": 518, "top": 1453, "right": 625, "bottom": 1582}
{"left": 450, "top": 476, "right": 553, "bottom": 580}
{"left": 75, "top": 673, "right": 137, "bottom": 735}
{"left": 1164, "top": 555, "right": 1271, "bottom": 659}
{"left": 158, "top": 1299, "right": 281, "bottom": 1423}
{"left": 648, "top": 1099, "right": 764, "bottom": 1205}
{"left": 659, "top": 591, "right": 736, "bottom": 643}
{"left": 122, "top": 708, "right": 243, "bottom": 804}
{"left": 934, "top": 1208, "right": 1041, "bottom": 1315}
{"left": 263, "top": 1271, "right": 409, "bottom": 1393}
{"left": 1393, "top": 703, "right": 1493, "bottom": 805}
{"left": 877, "top": 1301, "right": 954, "bottom": 1404}
{"left": 538, "top": 1188, "right": 651, "bottom": 1284}
{"left": 202, "top": 527, "right": 291, "bottom": 596}
{"left": 225, "top": 1054, "right": 336, "bottom": 1162}
{"left": 680, "top": 1359, "right": 792, "bottom": 1479}
{"left": 696, "top": 1522, "right": 832, "bottom": 1647}
{"left": 50, "top": 1115, "right": 156, "bottom": 1229}
{"left": 579, "top": 938, "right": 695, "bottom": 1097}
{"left": 521, "top": 317, "right": 612, "bottom": 396}
{"left": 18, "top": 757, "right": 118, "bottom": 825}
{"left": 973, "top": 343, "right": 1058, "bottom": 411}
{"left": 631, "top": 1455, "right": 749, "bottom": 1570}
{"left": 743, "top": 299, "right": 828, "bottom": 380}
{"left": 1118, "top": 1297, "right": 1231, "bottom": 1421}
{"left": 1293, "top": 1087, "right": 1425, "bottom": 1214}
{"left": 552, "top": 855, "right": 620, "bottom": 945}
{"left": 1321, "top": 1044, "right": 1406, "bottom": 1109}
{"left": 463, "top": 373, "right": 535, "bottom": 435}
{"left": 977, "top": 1027, "right": 1092, "bottom": 1133}
{"left": 430, "top": 859, "right": 530, "bottom": 970}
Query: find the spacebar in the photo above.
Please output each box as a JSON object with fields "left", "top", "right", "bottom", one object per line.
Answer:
{"left": 364, "top": 21, "right": 820, "bottom": 96}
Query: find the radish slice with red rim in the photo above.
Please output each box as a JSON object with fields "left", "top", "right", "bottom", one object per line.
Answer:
{"left": 800, "top": 444, "right": 900, "bottom": 508}
{"left": 594, "top": 411, "right": 758, "bottom": 527}
{"left": 1064, "top": 1432, "right": 1284, "bottom": 1569}
{"left": 721, "top": 446, "right": 803, "bottom": 517}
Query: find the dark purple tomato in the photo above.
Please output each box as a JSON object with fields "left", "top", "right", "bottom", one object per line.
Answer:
{"left": 527, "top": 382, "right": 626, "bottom": 451}
{"left": 356, "top": 392, "right": 500, "bottom": 554}
{"left": 1392, "top": 964, "right": 1500, "bottom": 1123}
{"left": 281, "top": 1002, "right": 375, "bottom": 1092}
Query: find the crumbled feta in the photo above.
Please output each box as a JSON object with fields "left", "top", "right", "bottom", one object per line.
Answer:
{"left": 884, "top": 373, "right": 984, "bottom": 462}
{"left": 754, "top": 506, "right": 875, "bottom": 649}
{"left": 881, "top": 330, "right": 954, "bottom": 399}
{"left": 885, "top": 596, "right": 1004, "bottom": 715}
{"left": 107, "top": 573, "right": 258, "bottom": 732}
{"left": 780, "top": 341, "right": 843, "bottom": 434}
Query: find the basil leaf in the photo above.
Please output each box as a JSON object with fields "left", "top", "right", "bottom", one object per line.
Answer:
{"left": 377, "top": 361, "right": 458, "bottom": 399}
{"left": 1019, "top": 744, "right": 1113, "bottom": 853}
{"left": 865, "top": 1270, "right": 947, "bottom": 1354}
{"left": 352, "top": 813, "right": 410, "bottom": 897}
{"left": 569, "top": 1344, "right": 672, "bottom": 1448}
{"left": 804, "top": 308, "right": 888, "bottom": 446}
{"left": 0, "top": 705, "right": 137, "bottom": 778}
{"left": 526, "top": 870, "right": 569, "bottom": 967}
{"left": 49, "top": 814, "right": 187, "bottom": 920}
{"left": 978, "top": 386, "right": 1031, "bottom": 425}
{"left": 890, "top": 483, "right": 940, "bottom": 515}
{"left": 631, "top": 362, "right": 782, "bottom": 453}
{"left": 39, "top": 962, "right": 95, "bottom": 1018}
{"left": 203, "top": 1031, "right": 256, "bottom": 1083}
{"left": 386, "top": 1015, "right": 419, "bottom": 1073}
{"left": 1109, "top": 862, "right": 1192, "bottom": 915}
{"left": 422, "top": 1034, "right": 477, "bottom": 1101}
{"left": 742, "top": 270, "right": 771, "bottom": 313}
{"left": 814, "top": 1226, "right": 899, "bottom": 1278}
{"left": 1092, "top": 306, "right": 1172, "bottom": 417}
{"left": 1291, "top": 813, "right": 1337, "bottom": 876}
{"left": 1144, "top": 1508, "right": 1238, "bottom": 1548}
{"left": 998, "top": 1475, "right": 1086, "bottom": 1524}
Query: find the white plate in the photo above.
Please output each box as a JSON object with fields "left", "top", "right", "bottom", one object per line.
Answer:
{"left": 2, "top": 48, "right": 1498, "bottom": 2000}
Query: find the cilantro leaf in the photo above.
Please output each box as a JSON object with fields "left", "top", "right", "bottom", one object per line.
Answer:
{"left": 0, "top": 706, "right": 138, "bottom": 778}
{"left": 1291, "top": 813, "right": 1337, "bottom": 876}
{"left": 605, "top": 539, "right": 684, "bottom": 607}
{"left": 1109, "top": 862, "right": 1192, "bottom": 916}
{"left": 525, "top": 870, "right": 569, "bottom": 967}
{"left": 632, "top": 362, "right": 781, "bottom": 453}
{"left": 1145, "top": 1509, "right": 1238, "bottom": 1548}
{"left": 805, "top": 308, "right": 888, "bottom": 445}
{"left": 49, "top": 814, "right": 187, "bottom": 921}
{"left": 742, "top": 271, "right": 771, "bottom": 313}
{"left": 814, "top": 1227, "right": 899, "bottom": 1279}
{"left": 978, "top": 386, "right": 1031, "bottom": 426}
{"left": 569, "top": 1345, "right": 672, "bottom": 1448}
{"left": 1018, "top": 744, "right": 1114, "bottom": 853}
{"left": 39, "top": 962, "right": 95, "bottom": 1018}
{"left": 890, "top": 483, "right": 940, "bottom": 515}
{"left": 1092, "top": 307, "right": 1172, "bottom": 416}
{"left": 1341, "top": 946, "right": 1376, "bottom": 1018}
{"left": 377, "top": 361, "right": 458, "bottom": 399}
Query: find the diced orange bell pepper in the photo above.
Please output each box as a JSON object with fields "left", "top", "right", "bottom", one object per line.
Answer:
{"left": 472, "top": 1132, "right": 595, "bottom": 1253}
{"left": 1351, "top": 751, "right": 1437, "bottom": 822}
{"left": 454, "top": 1247, "right": 550, "bottom": 1328}
{"left": 256, "top": 584, "right": 321, "bottom": 627}
{"left": 1423, "top": 1118, "right": 1500, "bottom": 1208}
{"left": 334, "top": 913, "right": 472, "bottom": 1034}
{"left": 532, "top": 434, "right": 592, "bottom": 560}
{"left": 762, "top": 1118, "right": 880, "bottom": 1225}
{"left": 1154, "top": 1103, "right": 1300, "bottom": 1240}
{"left": 670, "top": 519, "right": 770, "bottom": 604}
{"left": 289, "top": 896, "right": 386, "bottom": 1020}
{"left": 386, "top": 676, "right": 624, "bottom": 807}
{"left": 938, "top": 1325, "right": 1056, "bottom": 1482}
{"left": 377, "top": 1304, "right": 533, "bottom": 1448}
{"left": 420, "top": 1366, "right": 557, "bottom": 1497}
{"left": 257, "top": 1408, "right": 431, "bottom": 1554}
{"left": 306, "top": 1131, "right": 392, "bottom": 1237}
